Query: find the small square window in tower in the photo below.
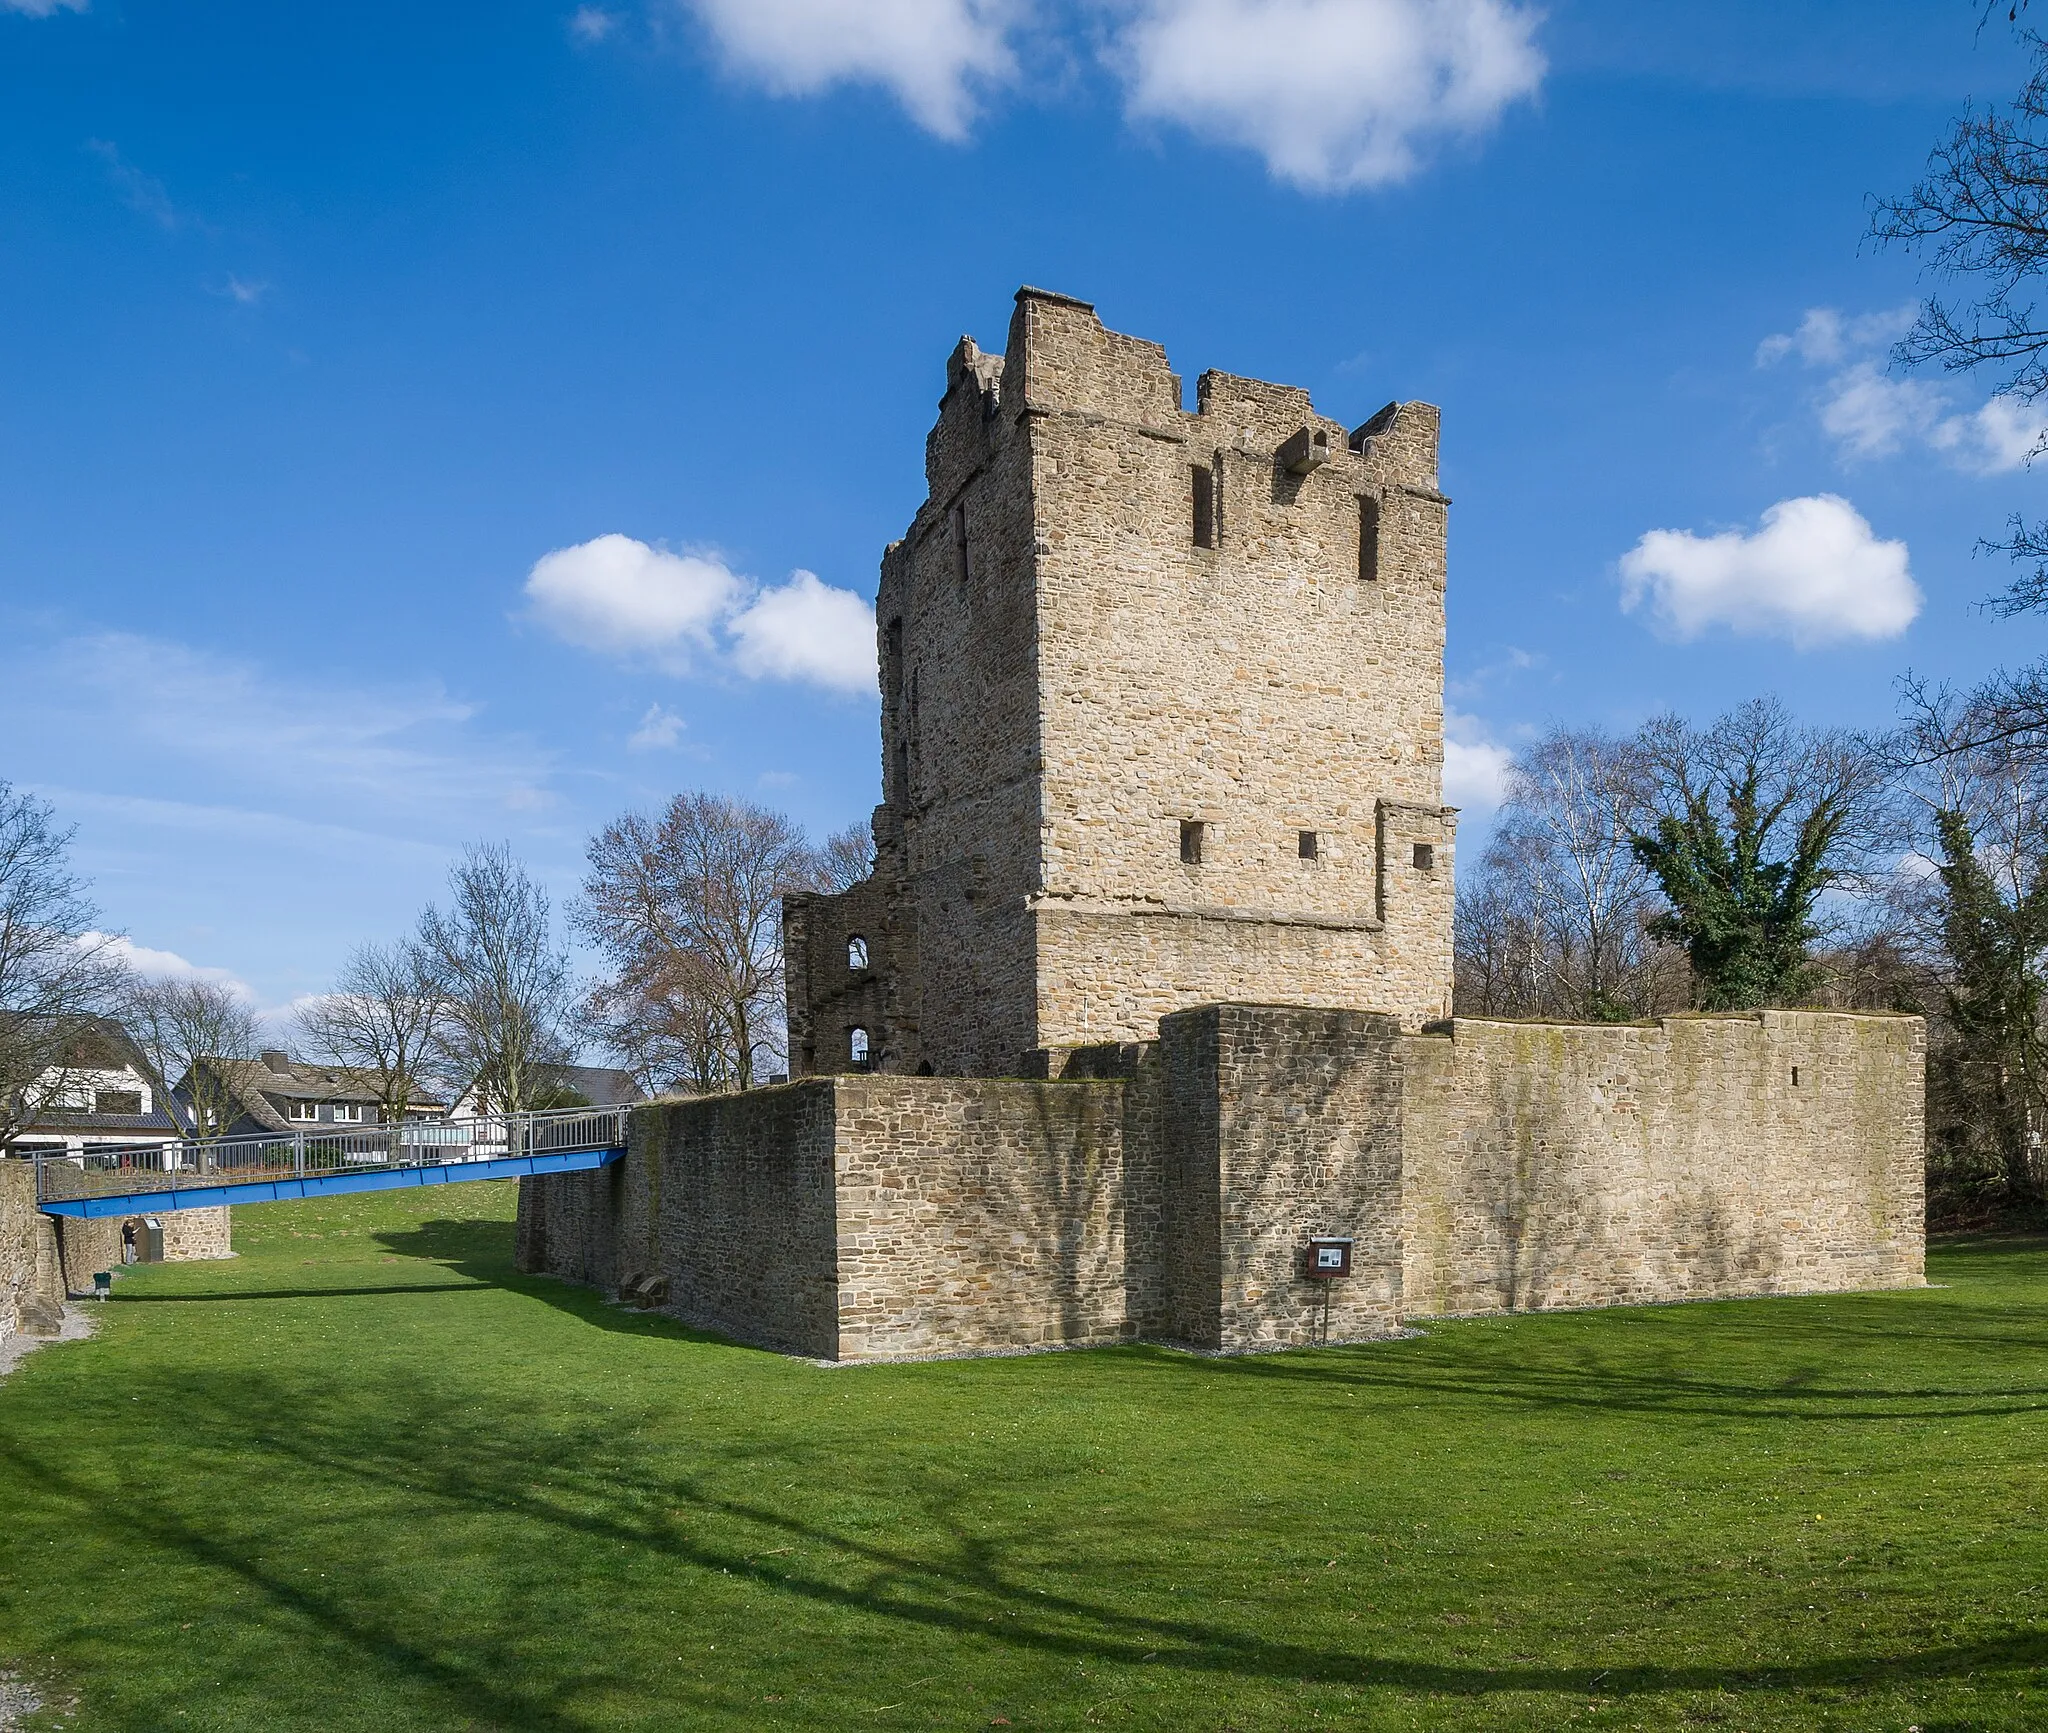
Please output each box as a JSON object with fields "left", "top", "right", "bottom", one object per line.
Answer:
{"left": 1359, "top": 495, "right": 1381, "bottom": 582}
{"left": 1191, "top": 464, "right": 1214, "bottom": 549}
{"left": 1412, "top": 842, "right": 1435, "bottom": 870}
{"left": 1298, "top": 830, "right": 1319, "bottom": 861}
{"left": 1180, "top": 819, "right": 1205, "bottom": 865}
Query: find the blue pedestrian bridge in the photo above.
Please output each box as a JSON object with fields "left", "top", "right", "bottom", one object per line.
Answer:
{"left": 34, "top": 1105, "right": 629, "bottom": 1218}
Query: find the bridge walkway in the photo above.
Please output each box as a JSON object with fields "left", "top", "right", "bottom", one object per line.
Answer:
{"left": 34, "top": 1105, "right": 628, "bottom": 1218}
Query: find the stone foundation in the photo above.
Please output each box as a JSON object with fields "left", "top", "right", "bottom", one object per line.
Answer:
{"left": 518, "top": 1004, "right": 1926, "bottom": 1362}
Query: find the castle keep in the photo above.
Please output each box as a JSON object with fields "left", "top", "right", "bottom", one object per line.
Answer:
{"left": 784, "top": 288, "right": 1455, "bottom": 1079}
{"left": 518, "top": 290, "right": 1926, "bottom": 1361}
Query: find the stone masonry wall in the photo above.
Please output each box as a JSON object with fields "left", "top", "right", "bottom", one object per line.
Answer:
{"left": 519, "top": 1077, "right": 1131, "bottom": 1362}
{"left": 519, "top": 1088, "right": 840, "bottom": 1357}
{"left": 519, "top": 1005, "right": 1926, "bottom": 1362}
{"left": 834, "top": 1076, "right": 1128, "bottom": 1361}
{"left": 1161, "top": 1004, "right": 1406, "bottom": 1351}
{"left": 0, "top": 1162, "right": 64, "bottom": 1339}
{"left": 51, "top": 1206, "right": 233, "bottom": 1294}
{"left": 1400, "top": 1012, "right": 1926, "bottom": 1316}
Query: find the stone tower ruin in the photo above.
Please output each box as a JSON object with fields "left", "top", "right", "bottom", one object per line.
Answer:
{"left": 786, "top": 287, "right": 1458, "bottom": 1078}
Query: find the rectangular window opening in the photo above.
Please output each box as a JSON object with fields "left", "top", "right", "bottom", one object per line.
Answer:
{"left": 1191, "top": 464, "right": 1214, "bottom": 549}
{"left": 1180, "top": 819, "right": 1205, "bottom": 865}
{"left": 1412, "top": 842, "right": 1435, "bottom": 870}
{"left": 1791, "top": 1066, "right": 1801, "bottom": 1087}
{"left": 1298, "top": 830, "right": 1319, "bottom": 861}
{"left": 1359, "top": 494, "right": 1381, "bottom": 582}
{"left": 951, "top": 503, "right": 970, "bottom": 586}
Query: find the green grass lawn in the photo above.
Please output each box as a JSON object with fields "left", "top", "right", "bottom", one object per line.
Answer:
{"left": 0, "top": 1185, "right": 2042, "bottom": 1732}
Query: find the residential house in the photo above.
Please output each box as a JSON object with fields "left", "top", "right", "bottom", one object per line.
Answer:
{"left": 6, "top": 1015, "right": 190, "bottom": 1158}
{"left": 185, "top": 1050, "right": 450, "bottom": 1138}
{"left": 449, "top": 1063, "right": 644, "bottom": 1118}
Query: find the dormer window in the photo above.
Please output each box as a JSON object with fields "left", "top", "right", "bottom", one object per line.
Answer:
{"left": 290, "top": 1100, "right": 319, "bottom": 1122}
{"left": 333, "top": 1103, "right": 364, "bottom": 1124}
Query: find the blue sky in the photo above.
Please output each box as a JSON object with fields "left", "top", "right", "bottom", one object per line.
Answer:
{"left": 4, "top": 0, "right": 2047, "bottom": 1015}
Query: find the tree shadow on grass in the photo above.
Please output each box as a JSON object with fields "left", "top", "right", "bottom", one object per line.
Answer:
{"left": 1115, "top": 1334, "right": 2048, "bottom": 1425}
{"left": 372, "top": 1215, "right": 737, "bottom": 1347}
{"left": 5, "top": 1360, "right": 2042, "bottom": 1727}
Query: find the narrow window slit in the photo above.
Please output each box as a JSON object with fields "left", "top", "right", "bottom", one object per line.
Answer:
{"left": 1191, "top": 464, "right": 1214, "bottom": 549}
{"left": 1359, "top": 494, "right": 1381, "bottom": 582}
{"left": 1180, "top": 820, "right": 1205, "bottom": 865}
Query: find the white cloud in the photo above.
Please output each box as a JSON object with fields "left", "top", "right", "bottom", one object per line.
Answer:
{"left": 683, "top": 0, "right": 1016, "bottom": 139}
{"left": 628, "top": 703, "right": 687, "bottom": 751}
{"left": 728, "top": 569, "right": 878, "bottom": 694}
{"left": 1618, "top": 494, "right": 1920, "bottom": 649}
{"left": 569, "top": 5, "right": 617, "bottom": 41}
{"left": 1107, "top": 0, "right": 1544, "bottom": 191}
{"left": 524, "top": 535, "right": 876, "bottom": 695}
{"left": 1756, "top": 304, "right": 1914, "bottom": 369}
{"left": 3, "top": 0, "right": 87, "bottom": 14}
{"left": 85, "top": 932, "right": 256, "bottom": 1001}
{"left": 523, "top": 534, "right": 743, "bottom": 668}
{"left": 1761, "top": 303, "right": 2047, "bottom": 475}
{"left": 216, "top": 274, "right": 269, "bottom": 305}
{"left": 1443, "top": 709, "right": 1512, "bottom": 811}
{"left": 1930, "top": 393, "right": 2048, "bottom": 476}
{"left": 1814, "top": 361, "right": 1943, "bottom": 460}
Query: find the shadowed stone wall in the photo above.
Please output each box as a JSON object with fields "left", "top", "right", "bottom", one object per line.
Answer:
{"left": 1161, "top": 1004, "right": 1405, "bottom": 1351}
{"left": 0, "top": 1162, "right": 63, "bottom": 1339}
{"left": 835, "top": 1076, "right": 1128, "bottom": 1361}
{"left": 519, "top": 1005, "right": 1926, "bottom": 1362}
{"left": 1400, "top": 1012, "right": 1926, "bottom": 1316}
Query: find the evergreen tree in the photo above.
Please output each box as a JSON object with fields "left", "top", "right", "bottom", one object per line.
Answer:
{"left": 1931, "top": 808, "right": 2048, "bottom": 1202}
{"left": 1630, "top": 699, "right": 1879, "bottom": 1011}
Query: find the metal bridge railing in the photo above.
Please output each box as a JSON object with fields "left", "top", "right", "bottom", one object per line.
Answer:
{"left": 32, "top": 1104, "right": 631, "bottom": 1207}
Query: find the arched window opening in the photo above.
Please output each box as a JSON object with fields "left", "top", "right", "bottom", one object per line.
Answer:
{"left": 847, "top": 936, "right": 869, "bottom": 971}
{"left": 849, "top": 1027, "right": 871, "bottom": 1070}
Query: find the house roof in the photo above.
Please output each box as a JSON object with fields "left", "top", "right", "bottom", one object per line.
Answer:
{"left": 4, "top": 1012, "right": 192, "bottom": 1138}
{"left": 543, "top": 1065, "right": 644, "bottom": 1107}
{"left": 195, "top": 1054, "right": 451, "bottom": 1134}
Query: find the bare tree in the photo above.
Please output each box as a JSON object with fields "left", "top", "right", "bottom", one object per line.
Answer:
{"left": 1455, "top": 726, "right": 1684, "bottom": 1021}
{"left": 1886, "top": 677, "right": 2048, "bottom": 1209}
{"left": 1872, "top": 24, "right": 2048, "bottom": 611}
{"left": 415, "top": 844, "right": 577, "bottom": 1114}
{"left": 124, "top": 977, "right": 262, "bottom": 1140}
{"left": 584, "top": 953, "right": 734, "bottom": 1098}
{"left": 578, "top": 793, "right": 815, "bottom": 1092}
{"left": 1452, "top": 876, "right": 1540, "bottom": 1018}
{"left": 0, "top": 784, "right": 128, "bottom": 1154}
{"left": 295, "top": 940, "right": 447, "bottom": 1125}
{"left": 815, "top": 822, "right": 875, "bottom": 893}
